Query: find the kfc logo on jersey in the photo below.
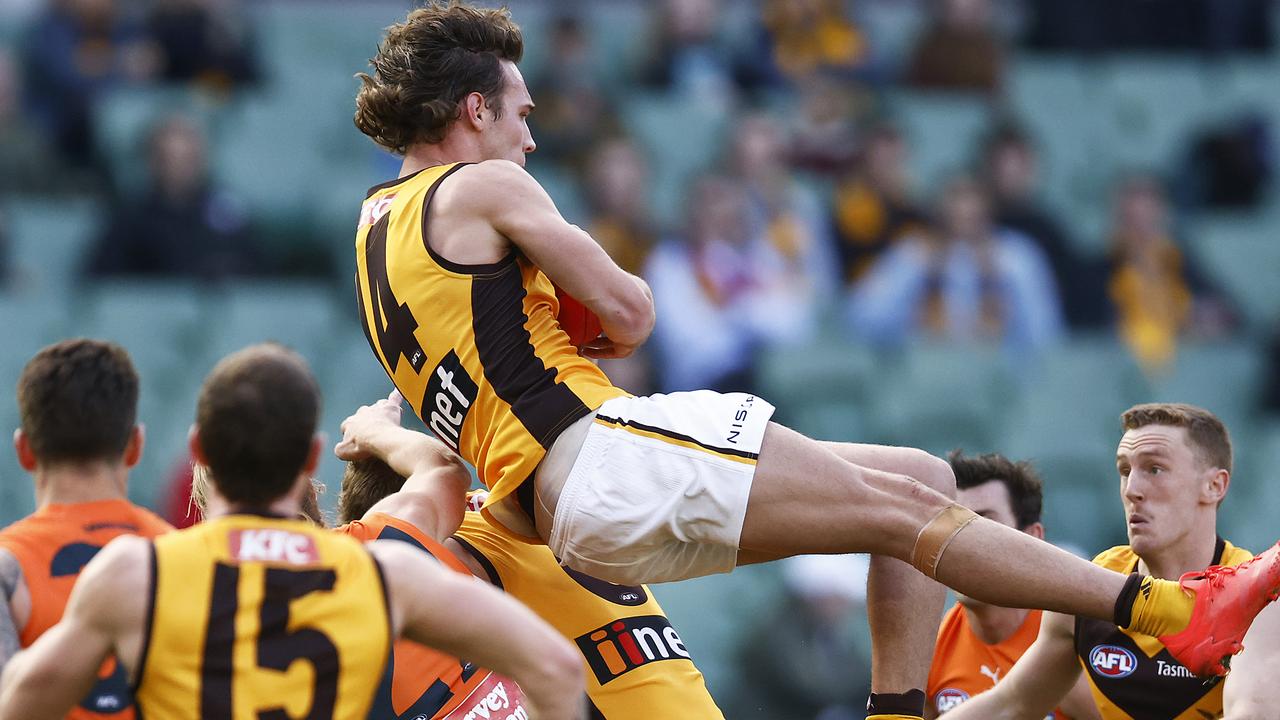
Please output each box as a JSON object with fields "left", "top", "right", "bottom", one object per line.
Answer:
{"left": 358, "top": 194, "right": 397, "bottom": 228}
{"left": 424, "top": 350, "right": 478, "bottom": 453}
{"left": 229, "top": 529, "right": 319, "bottom": 565}
{"left": 575, "top": 615, "right": 691, "bottom": 685}
{"left": 1089, "top": 644, "right": 1138, "bottom": 678}
{"left": 934, "top": 688, "right": 970, "bottom": 712}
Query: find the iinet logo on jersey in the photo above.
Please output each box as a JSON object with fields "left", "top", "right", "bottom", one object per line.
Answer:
{"left": 229, "top": 529, "right": 319, "bottom": 565}
{"left": 575, "top": 615, "right": 691, "bottom": 684}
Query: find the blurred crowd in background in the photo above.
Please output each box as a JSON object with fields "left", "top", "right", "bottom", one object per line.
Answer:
{"left": 2, "top": 1, "right": 1280, "bottom": 716}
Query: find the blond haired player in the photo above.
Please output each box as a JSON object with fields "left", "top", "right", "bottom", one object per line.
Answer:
{"left": 943, "top": 404, "right": 1260, "bottom": 720}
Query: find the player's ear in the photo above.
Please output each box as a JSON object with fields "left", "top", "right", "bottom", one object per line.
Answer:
{"left": 14, "top": 428, "right": 37, "bottom": 472}
{"left": 1203, "top": 468, "right": 1229, "bottom": 506}
{"left": 122, "top": 424, "right": 145, "bottom": 468}
{"left": 188, "top": 424, "right": 210, "bottom": 467}
{"left": 1023, "top": 521, "right": 1045, "bottom": 540}
{"left": 301, "top": 434, "right": 323, "bottom": 476}
{"left": 463, "top": 91, "right": 487, "bottom": 130}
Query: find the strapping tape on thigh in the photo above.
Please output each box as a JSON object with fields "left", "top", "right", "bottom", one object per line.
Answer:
{"left": 910, "top": 504, "right": 978, "bottom": 578}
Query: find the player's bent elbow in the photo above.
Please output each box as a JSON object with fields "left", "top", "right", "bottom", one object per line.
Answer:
{"left": 539, "top": 637, "right": 586, "bottom": 698}
{"left": 601, "top": 293, "right": 655, "bottom": 346}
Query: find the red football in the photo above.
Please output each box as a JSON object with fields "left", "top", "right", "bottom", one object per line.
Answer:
{"left": 555, "top": 285, "right": 602, "bottom": 346}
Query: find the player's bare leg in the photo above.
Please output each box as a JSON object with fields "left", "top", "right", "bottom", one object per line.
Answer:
{"left": 740, "top": 423, "right": 1129, "bottom": 615}
{"left": 820, "top": 443, "right": 949, "bottom": 711}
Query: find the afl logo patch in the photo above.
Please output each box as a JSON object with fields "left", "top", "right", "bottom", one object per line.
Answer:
{"left": 934, "top": 688, "right": 969, "bottom": 712}
{"left": 1090, "top": 644, "right": 1138, "bottom": 678}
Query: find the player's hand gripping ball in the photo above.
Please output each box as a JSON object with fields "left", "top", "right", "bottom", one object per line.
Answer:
{"left": 555, "top": 285, "right": 602, "bottom": 347}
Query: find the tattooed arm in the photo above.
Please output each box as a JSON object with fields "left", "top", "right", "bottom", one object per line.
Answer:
{"left": 0, "top": 549, "right": 24, "bottom": 673}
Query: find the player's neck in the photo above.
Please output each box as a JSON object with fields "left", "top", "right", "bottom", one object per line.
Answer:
{"left": 34, "top": 463, "right": 129, "bottom": 508}
{"left": 1137, "top": 523, "right": 1219, "bottom": 581}
{"left": 401, "top": 137, "right": 486, "bottom": 177}
{"left": 962, "top": 601, "right": 1030, "bottom": 645}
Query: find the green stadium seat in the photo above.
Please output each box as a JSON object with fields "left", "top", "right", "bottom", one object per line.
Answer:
{"left": 1223, "top": 420, "right": 1280, "bottom": 553}
{"left": 79, "top": 281, "right": 208, "bottom": 394}
{"left": 886, "top": 91, "right": 992, "bottom": 194}
{"left": 1098, "top": 58, "right": 1209, "bottom": 173}
{"left": 1186, "top": 214, "right": 1280, "bottom": 328}
{"left": 4, "top": 197, "right": 102, "bottom": 295}
{"left": 651, "top": 563, "right": 785, "bottom": 703}
{"left": 860, "top": 0, "right": 928, "bottom": 68}
{"left": 864, "top": 342, "right": 1013, "bottom": 452}
{"left": 94, "top": 87, "right": 227, "bottom": 197}
{"left": 200, "top": 282, "right": 343, "bottom": 366}
{"left": 1001, "top": 336, "right": 1149, "bottom": 460}
{"left": 583, "top": 2, "right": 656, "bottom": 86}
{"left": 1006, "top": 57, "right": 1112, "bottom": 250}
{"left": 1037, "top": 452, "right": 1127, "bottom": 555}
{"left": 1146, "top": 340, "right": 1264, "bottom": 437}
{"left": 621, "top": 93, "right": 729, "bottom": 226}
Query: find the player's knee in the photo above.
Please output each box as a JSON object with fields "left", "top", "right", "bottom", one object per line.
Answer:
{"left": 903, "top": 448, "right": 956, "bottom": 500}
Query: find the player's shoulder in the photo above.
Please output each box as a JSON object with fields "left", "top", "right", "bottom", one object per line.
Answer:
{"left": 80, "top": 534, "right": 152, "bottom": 595}
{"left": 127, "top": 504, "right": 175, "bottom": 537}
{"left": 1090, "top": 544, "right": 1137, "bottom": 571}
{"left": 445, "top": 160, "right": 541, "bottom": 204}
{"left": 1221, "top": 538, "right": 1253, "bottom": 565}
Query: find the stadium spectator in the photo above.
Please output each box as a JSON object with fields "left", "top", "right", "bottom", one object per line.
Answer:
{"left": 21, "top": 0, "right": 159, "bottom": 169}
{"left": 86, "top": 113, "right": 258, "bottom": 279}
{"left": 0, "top": 50, "right": 63, "bottom": 195}
{"left": 647, "top": 175, "right": 814, "bottom": 392}
{"left": 788, "top": 73, "right": 864, "bottom": 176}
{"left": 848, "top": 174, "right": 1063, "bottom": 354}
{"left": 584, "top": 135, "right": 657, "bottom": 276}
{"left": 738, "top": 0, "right": 874, "bottom": 89}
{"left": 905, "top": 0, "right": 1006, "bottom": 94}
{"left": 734, "top": 554, "right": 871, "bottom": 720}
{"left": 582, "top": 135, "right": 659, "bottom": 394}
{"left": 639, "top": 0, "right": 735, "bottom": 103}
{"left": 831, "top": 121, "right": 931, "bottom": 283}
{"left": 981, "top": 123, "right": 1096, "bottom": 328}
{"left": 526, "top": 14, "right": 616, "bottom": 171}
{"left": 729, "top": 113, "right": 838, "bottom": 306}
{"left": 146, "top": 0, "right": 259, "bottom": 89}
{"left": 1098, "top": 175, "right": 1237, "bottom": 373}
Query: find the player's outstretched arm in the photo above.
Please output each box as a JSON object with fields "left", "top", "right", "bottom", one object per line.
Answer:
{"left": 0, "top": 536, "right": 150, "bottom": 720}
{"left": 371, "top": 540, "right": 585, "bottom": 720}
{"left": 336, "top": 391, "right": 470, "bottom": 539}
{"left": 462, "top": 159, "right": 655, "bottom": 352}
{"left": 1223, "top": 601, "right": 1280, "bottom": 719}
{"left": 0, "top": 549, "right": 24, "bottom": 674}
{"left": 944, "top": 611, "right": 1084, "bottom": 720}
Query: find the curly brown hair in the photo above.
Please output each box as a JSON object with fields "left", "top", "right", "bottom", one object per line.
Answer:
{"left": 354, "top": 1, "right": 524, "bottom": 154}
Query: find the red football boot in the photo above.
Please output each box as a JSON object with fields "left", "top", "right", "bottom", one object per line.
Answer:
{"left": 1159, "top": 541, "right": 1280, "bottom": 677}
